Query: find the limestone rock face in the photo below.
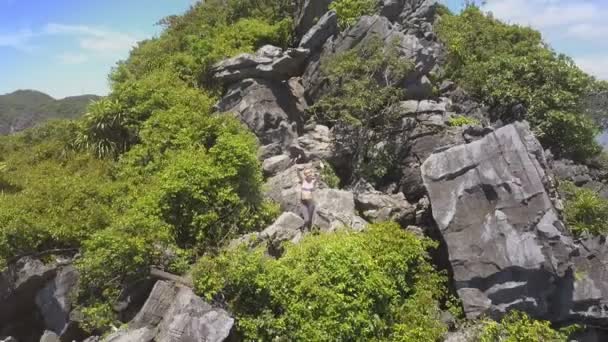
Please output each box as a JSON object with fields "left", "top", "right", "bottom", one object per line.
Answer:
{"left": 212, "top": 46, "right": 309, "bottom": 84}
{"left": 1, "top": 257, "right": 56, "bottom": 317}
{"left": 264, "top": 164, "right": 366, "bottom": 232}
{"left": 295, "top": 0, "right": 335, "bottom": 40}
{"left": 216, "top": 78, "right": 304, "bottom": 149}
{"left": 35, "top": 266, "right": 79, "bottom": 337}
{"left": 299, "top": 11, "right": 339, "bottom": 52}
{"left": 421, "top": 122, "right": 608, "bottom": 327}
{"left": 354, "top": 190, "right": 416, "bottom": 225}
{"left": 259, "top": 212, "right": 306, "bottom": 253}
{"left": 102, "top": 281, "right": 234, "bottom": 342}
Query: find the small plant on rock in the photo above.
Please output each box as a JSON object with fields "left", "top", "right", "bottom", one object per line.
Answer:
{"left": 478, "top": 311, "right": 575, "bottom": 342}
{"left": 329, "top": 0, "right": 378, "bottom": 29}
{"left": 561, "top": 181, "right": 608, "bottom": 236}
{"left": 447, "top": 115, "right": 480, "bottom": 127}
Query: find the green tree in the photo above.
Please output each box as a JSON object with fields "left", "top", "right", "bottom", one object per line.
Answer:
{"left": 436, "top": 7, "right": 602, "bottom": 161}
{"left": 310, "top": 37, "right": 412, "bottom": 182}
{"left": 194, "top": 222, "right": 449, "bottom": 341}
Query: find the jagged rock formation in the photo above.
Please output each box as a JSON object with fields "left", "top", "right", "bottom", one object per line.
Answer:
{"left": 264, "top": 163, "right": 367, "bottom": 232}
{"left": 212, "top": 46, "right": 310, "bottom": 84}
{"left": 4, "top": 0, "right": 608, "bottom": 341}
{"left": 0, "top": 256, "right": 83, "bottom": 342}
{"left": 102, "top": 281, "right": 234, "bottom": 342}
{"left": 422, "top": 122, "right": 608, "bottom": 330}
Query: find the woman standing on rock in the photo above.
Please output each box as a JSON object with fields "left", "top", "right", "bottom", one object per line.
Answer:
{"left": 296, "top": 158, "right": 324, "bottom": 230}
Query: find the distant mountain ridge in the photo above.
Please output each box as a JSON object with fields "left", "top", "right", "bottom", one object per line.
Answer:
{"left": 0, "top": 90, "right": 100, "bottom": 135}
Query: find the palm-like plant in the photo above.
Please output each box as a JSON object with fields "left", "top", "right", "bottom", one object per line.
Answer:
{"left": 73, "top": 98, "right": 136, "bottom": 158}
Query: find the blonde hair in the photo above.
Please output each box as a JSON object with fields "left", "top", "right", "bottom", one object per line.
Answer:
{"left": 303, "top": 168, "right": 313, "bottom": 176}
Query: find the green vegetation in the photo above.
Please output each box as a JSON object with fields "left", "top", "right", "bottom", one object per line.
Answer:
{"left": 561, "top": 181, "right": 608, "bottom": 236}
{"left": 447, "top": 115, "right": 480, "bottom": 127}
{"left": 320, "top": 163, "right": 341, "bottom": 188}
{"left": 478, "top": 311, "right": 574, "bottom": 342}
{"left": 329, "top": 0, "right": 378, "bottom": 29}
{"left": 436, "top": 7, "right": 604, "bottom": 161}
{"left": 0, "top": 90, "right": 99, "bottom": 135}
{"left": 1, "top": 0, "right": 605, "bottom": 337}
{"left": 311, "top": 37, "right": 412, "bottom": 183}
{"left": 0, "top": 0, "right": 292, "bottom": 331}
{"left": 194, "top": 222, "right": 449, "bottom": 341}
{"left": 311, "top": 38, "right": 411, "bottom": 126}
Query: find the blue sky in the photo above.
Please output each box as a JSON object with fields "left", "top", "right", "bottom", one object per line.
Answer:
{"left": 0, "top": 0, "right": 193, "bottom": 98}
{"left": 1, "top": 0, "right": 607, "bottom": 99}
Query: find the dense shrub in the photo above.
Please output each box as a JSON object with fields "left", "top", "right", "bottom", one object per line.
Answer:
{"left": 0, "top": 121, "right": 119, "bottom": 269}
{"left": 561, "top": 181, "right": 608, "bottom": 236}
{"left": 436, "top": 7, "right": 603, "bottom": 161}
{"left": 329, "top": 0, "right": 378, "bottom": 29}
{"left": 311, "top": 38, "right": 412, "bottom": 183}
{"left": 478, "top": 311, "right": 573, "bottom": 342}
{"left": 194, "top": 222, "right": 449, "bottom": 341}
{"left": 535, "top": 111, "right": 601, "bottom": 161}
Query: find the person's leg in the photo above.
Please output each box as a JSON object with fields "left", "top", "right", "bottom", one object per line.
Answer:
{"left": 308, "top": 202, "right": 316, "bottom": 229}
{"left": 300, "top": 200, "right": 310, "bottom": 229}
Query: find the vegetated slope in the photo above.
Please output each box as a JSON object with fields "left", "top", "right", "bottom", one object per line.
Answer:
{"left": 0, "top": 90, "right": 99, "bottom": 134}
{"left": 1, "top": 0, "right": 608, "bottom": 341}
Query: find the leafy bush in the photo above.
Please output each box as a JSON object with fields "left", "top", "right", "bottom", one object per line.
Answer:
{"left": 535, "top": 110, "right": 601, "bottom": 161}
{"left": 447, "top": 115, "right": 480, "bottom": 127}
{"left": 478, "top": 311, "right": 572, "bottom": 342}
{"left": 311, "top": 38, "right": 411, "bottom": 126}
{"left": 561, "top": 181, "right": 608, "bottom": 236}
{"left": 311, "top": 37, "right": 412, "bottom": 183}
{"left": 194, "top": 222, "right": 449, "bottom": 341}
{"left": 320, "top": 163, "right": 341, "bottom": 188}
{"left": 0, "top": 121, "right": 119, "bottom": 269}
{"left": 436, "top": 7, "right": 602, "bottom": 161}
{"left": 329, "top": 0, "right": 378, "bottom": 29}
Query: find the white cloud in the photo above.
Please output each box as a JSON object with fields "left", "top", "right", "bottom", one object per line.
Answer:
{"left": 480, "top": 0, "right": 608, "bottom": 80}
{"left": 0, "top": 23, "right": 139, "bottom": 58}
{"left": 0, "top": 29, "right": 35, "bottom": 51}
{"left": 484, "top": 0, "right": 599, "bottom": 29}
{"left": 576, "top": 56, "right": 608, "bottom": 80}
{"left": 56, "top": 52, "right": 89, "bottom": 64}
{"left": 566, "top": 23, "right": 608, "bottom": 40}
{"left": 44, "top": 23, "right": 139, "bottom": 55}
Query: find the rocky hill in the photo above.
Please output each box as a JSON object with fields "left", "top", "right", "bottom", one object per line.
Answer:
{"left": 0, "top": 90, "right": 99, "bottom": 135}
{"left": 1, "top": 1, "right": 608, "bottom": 342}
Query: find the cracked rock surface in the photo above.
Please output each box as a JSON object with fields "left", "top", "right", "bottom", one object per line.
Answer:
{"left": 421, "top": 122, "right": 608, "bottom": 328}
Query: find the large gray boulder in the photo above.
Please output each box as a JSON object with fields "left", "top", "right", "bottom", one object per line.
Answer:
{"left": 216, "top": 78, "right": 304, "bottom": 149}
{"left": 35, "top": 265, "right": 79, "bottom": 338}
{"left": 422, "top": 122, "right": 571, "bottom": 319}
{"left": 552, "top": 159, "right": 593, "bottom": 186}
{"left": 212, "top": 46, "right": 309, "bottom": 85}
{"left": 295, "top": 0, "right": 335, "bottom": 40}
{"left": 421, "top": 121, "right": 608, "bottom": 327}
{"left": 103, "top": 281, "right": 234, "bottom": 342}
{"left": 39, "top": 331, "right": 60, "bottom": 342}
{"left": 302, "top": 14, "right": 439, "bottom": 102}
{"left": 299, "top": 11, "right": 339, "bottom": 52}
{"left": 355, "top": 190, "right": 416, "bottom": 225}
{"left": 0, "top": 257, "right": 57, "bottom": 324}
{"left": 314, "top": 189, "right": 367, "bottom": 231}
{"left": 294, "top": 124, "right": 336, "bottom": 162}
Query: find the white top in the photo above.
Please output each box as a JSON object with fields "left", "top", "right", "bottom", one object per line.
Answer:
{"left": 301, "top": 179, "right": 315, "bottom": 200}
